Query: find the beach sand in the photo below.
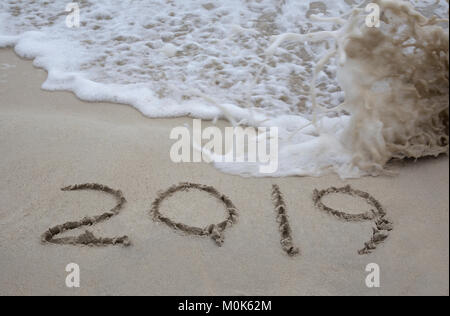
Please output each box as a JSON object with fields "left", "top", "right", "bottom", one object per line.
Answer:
{"left": 0, "top": 48, "right": 448, "bottom": 295}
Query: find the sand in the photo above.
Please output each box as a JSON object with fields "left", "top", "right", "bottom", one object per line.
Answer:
{"left": 0, "top": 48, "right": 448, "bottom": 296}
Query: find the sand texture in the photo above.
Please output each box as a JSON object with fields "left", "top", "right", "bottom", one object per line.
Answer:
{"left": 0, "top": 49, "right": 448, "bottom": 295}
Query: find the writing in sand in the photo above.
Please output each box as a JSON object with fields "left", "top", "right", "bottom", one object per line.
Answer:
{"left": 41, "top": 182, "right": 393, "bottom": 256}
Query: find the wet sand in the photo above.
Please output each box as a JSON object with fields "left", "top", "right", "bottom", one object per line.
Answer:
{"left": 0, "top": 48, "right": 448, "bottom": 295}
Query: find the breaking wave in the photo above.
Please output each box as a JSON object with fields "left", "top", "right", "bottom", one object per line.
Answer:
{"left": 0, "top": 0, "right": 448, "bottom": 177}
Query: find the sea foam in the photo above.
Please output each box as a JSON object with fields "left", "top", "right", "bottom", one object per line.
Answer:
{"left": 0, "top": 0, "right": 448, "bottom": 178}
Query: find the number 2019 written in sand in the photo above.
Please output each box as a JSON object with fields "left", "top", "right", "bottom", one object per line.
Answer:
{"left": 41, "top": 182, "right": 393, "bottom": 256}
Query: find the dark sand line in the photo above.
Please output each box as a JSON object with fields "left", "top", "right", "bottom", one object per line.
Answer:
{"left": 271, "top": 184, "right": 300, "bottom": 257}
{"left": 150, "top": 182, "right": 238, "bottom": 246}
{"left": 41, "top": 183, "right": 130, "bottom": 247}
{"left": 313, "top": 185, "right": 393, "bottom": 255}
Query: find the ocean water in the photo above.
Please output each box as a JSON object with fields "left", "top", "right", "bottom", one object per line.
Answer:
{"left": 0, "top": 0, "right": 448, "bottom": 178}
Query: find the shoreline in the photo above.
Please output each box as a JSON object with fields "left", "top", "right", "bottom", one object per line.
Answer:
{"left": 0, "top": 48, "right": 448, "bottom": 295}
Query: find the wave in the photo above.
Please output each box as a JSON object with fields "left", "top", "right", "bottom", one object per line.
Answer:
{"left": 0, "top": 0, "right": 448, "bottom": 178}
